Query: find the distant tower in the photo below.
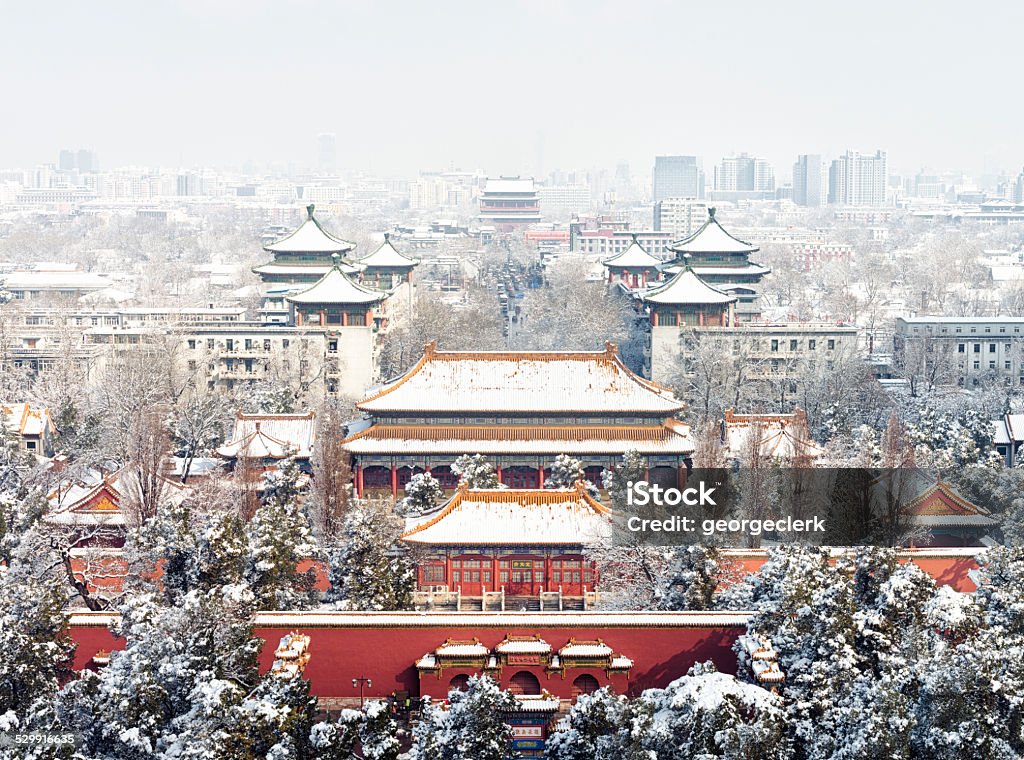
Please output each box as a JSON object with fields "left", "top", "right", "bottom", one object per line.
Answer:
{"left": 317, "top": 133, "right": 337, "bottom": 173}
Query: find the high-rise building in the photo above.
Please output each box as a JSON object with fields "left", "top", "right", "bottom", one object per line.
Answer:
{"left": 58, "top": 150, "right": 76, "bottom": 172}
{"left": 653, "top": 197, "right": 709, "bottom": 237}
{"left": 57, "top": 149, "right": 98, "bottom": 173}
{"left": 792, "top": 154, "right": 827, "bottom": 207}
{"left": 317, "top": 133, "right": 337, "bottom": 173}
{"left": 652, "top": 156, "right": 704, "bottom": 201}
{"left": 714, "top": 154, "right": 774, "bottom": 193}
{"left": 828, "top": 150, "right": 888, "bottom": 206}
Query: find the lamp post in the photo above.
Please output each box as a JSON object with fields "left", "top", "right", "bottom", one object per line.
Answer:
{"left": 352, "top": 677, "right": 372, "bottom": 708}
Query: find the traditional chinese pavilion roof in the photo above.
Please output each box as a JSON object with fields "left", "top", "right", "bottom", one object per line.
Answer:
{"left": 264, "top": 205, "right": 356, "bottom": 254}
{"left": 558, "top": 638, "right": 614, "bottom": 657}
{"left": 253, "top": 261, "right": 363, "bottom": 278}
{"left": 356, "top": 341, "right": 684, "bottom": 414}
{"left": 217, "top": 412, "right": 316, "bottom": 460}
{"left": 358, "top": 233, "right": 419, "bottom": 269}
{"left": 602, "top": 235, "right": 662, "bottom": 269}
{"left": 495, "top": 635, "right": 552, "bottom": 655}
{"left": 401, "top": 483, "right": 613, "bottom": 546}
{"left": 344, "top": 419, "right": 693, "bottom": 456}
{"left": 45, "top": 467, "right": 186, "bottom": 526}
{"left": 642, "top": 266, "right": 737, "bottom": 306}
{"left": 1, "top": 402, "right": 56, "bottom": 437}
{"left": 906, "top": 479, "right": 998, "bottom": 528}
{"left": 722, "top": 408, "right": 823, "bottom": 460}
{"left": 285, "top": 259, "right": 385, "bottom": 306}
{"left": 668, "top": 208, "right": 759, "bottom": 255}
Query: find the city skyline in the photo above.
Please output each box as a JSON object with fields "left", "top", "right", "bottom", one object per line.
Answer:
{"left": 2, "top": 1, "right": 1022, "bottom": 178}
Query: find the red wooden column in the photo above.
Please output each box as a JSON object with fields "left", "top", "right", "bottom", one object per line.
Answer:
{"left": 390, "top": 466, "right": 398, "bottom": 499}
{"left": 544, "top": 553, "right": 553, "bottom": 593}
{"left": 355, "top": 465, "right": 364, "bottom": 497}
{"left": 496, "top": 465, "right": 503, "bottom": 485}
{"left": 537, "top": 466, "right": 544, "bottom": 488}
{"left": 491, "top": 553, "right": 499, "bottom": 593}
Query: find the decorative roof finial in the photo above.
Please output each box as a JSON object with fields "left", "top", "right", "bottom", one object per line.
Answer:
{"left": 630, "top": 232, "right": 638, "bottom": 243}
{"left": 384, "top": 232, "right": 391, "bottom": 243}
{"left": 331, "top": 252, "right": 341, "bottom": 270}
{"left": 708, "top": 207, "right": 716, "bottom": 219}
{"left": 682, "top": 253, "right": 692, "bottom": 271}
{"left": 306, "top": 203, "right": 315, "bottom": 219}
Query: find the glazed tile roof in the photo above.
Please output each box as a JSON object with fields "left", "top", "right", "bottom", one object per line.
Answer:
{"left": 356, "top": 342, "right": 683, "bottom": 414}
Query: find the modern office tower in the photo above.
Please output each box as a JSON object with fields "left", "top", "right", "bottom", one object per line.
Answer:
{"left": 714, "top": 154, "right": 775, "bottom": 193}
{"left": 317, "top": 133, "right": 337, "bottom": 173}
{"left": 652, "top": 155, "right": 704, "bottom": 201}
{"left": 828, "top": 150, "right": 888, "bottom": 206}
{"left": 792, "top": 154, "right": 827, "bottom": 207}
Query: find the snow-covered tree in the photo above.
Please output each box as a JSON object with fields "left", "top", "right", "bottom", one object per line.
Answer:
{"left": 450, "top": 454, "right": 502, "bottom": 489}
{"left": 656, "top": 545, "right": 724, "bottom": 611}
{"left": 326, "top": 500, "right": 414, "bottom": 611}
{"left": 246, "top": 459, "right": 320, "bottom": 610}
{"left": 543, "top": 454, "right": 595, "bottom": 494}
{"left": 635, "top": 662, "right": 792, "bottom": 759}
{"left": 545, "top": 687, "right": 643, "bottom": 760}
{"left": 600, "top": 449, "right": 645, "bottom": 509}
{"left": 399, "top": 472, "right": 444, "bottom": 516}
{"left": 0, "top": 557, "right": 75, "bottom": 744}
{"left": 406, "top": 675, "right": 517, "bottom": 760}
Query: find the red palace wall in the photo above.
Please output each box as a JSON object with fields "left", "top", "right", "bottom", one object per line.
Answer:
{"left": 68, "top": 612, "right": 747, "bottom": 702}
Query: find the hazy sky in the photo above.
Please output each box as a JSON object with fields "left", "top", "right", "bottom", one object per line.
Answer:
{"left": 2, "top": 0, "right": 1021, "bottom": 180}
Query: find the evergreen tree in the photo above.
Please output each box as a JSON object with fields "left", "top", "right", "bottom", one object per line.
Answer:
{"left": 406, "top": 676, "right": 517, "bottom": 760}
{"left": 656, "top": 545, "right": 723, "bottom": 611}
{"left": 0, "top": 557, "right": 75, "bottom": 748}
{"left": 326, "top": 501, "right": 414, "bottom": 611}
{"left": 450, "top": 454, "right": 502, "bottom": 489}
{"left": 600, "top": 449, "right": 645, "bottom": 509}
{"left": 544, "top": 454, "right": 598, "bottom": 496}
{"left": 246, "top": 459, "right": 320, "bottom": 610}
{"left": 399, "top": 472, "right": 444, "bottom": 516}
{"left": 545, "top": 687, "right": 643, "bottom": 760}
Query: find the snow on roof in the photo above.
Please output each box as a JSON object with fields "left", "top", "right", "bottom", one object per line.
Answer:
{"left": 359, "top": 234, "right": 419, "bottom": 268}
{"left": 356, "top": 341, "right": 683, "bottom": 414}
{"left": 558, "top": 639, "right": 613, "bottom": 657}
{"left": 723, "top": 408, "right": 823, "bottom": 460}
{"left": 343, "top": 421, "right": 694, "bottom": 456}
{"left": 495, "top": 636, "right": 552, "bottom": 654}
{"left": 514, "top": 696, "right": 561, "bottom": 711}
{"left": 73, "top": 610, "right": 753, "bottom": 628}
{"left": 0, "top": 402, "right": 55, "bottom": 437}
{"left": 264, "top": 205, "right": 355, "bottom": 254}
{"left": 642, "top": 267, "right": 737, "bottom": 306}
{"left": 2, "top": 270, "right": 111, "bottom": 290}
{"left": 285, "top": 264, "right": 385, "bottom": 306}
{"left": 435, "top": 639, "right": 489, "bottom": 657}
{"left": 609, "top": 655, "right": 633, "bottom": 669}
{"left": 253, "top": 262, "right": 364, "bottom": 276}
{"left": 217, "top": 412, "right": 316, "bottom": 459}
{"left": 668, "top": 210, "right": 759, "bottom": 255}
{"left": 661, "top": 263, "right": 771, "bottom": 277}
{"left": 402, "top": 484, "right": 612, "bottom": 546}
{"left": 905, "top": 479, "right": 993, "bottom": 522}
{"left": 45, "top": 466, "right": 186, "bottom": 523}
{"left": 603, "top": 237, "right": 662, "bottom": 268}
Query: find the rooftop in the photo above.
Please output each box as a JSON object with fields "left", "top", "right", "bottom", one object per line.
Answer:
{"left": 264, "top": 204, "right": 356, "bottom": 254}
{"left": 642, "top": 267, "right": 737, "bottom": 306}
{"left": 669, "top": 209, "right": 759, "bottom": 256}
{"left": 401, "top": 483, "right": 613, "bottom": 546}
{"left": 285, "top": 262, "right": 385, "bottom": 306}
{"left": 356, "top": 341, "right": 684, "bottom": 414}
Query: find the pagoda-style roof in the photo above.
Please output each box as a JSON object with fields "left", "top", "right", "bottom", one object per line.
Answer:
{"left": 45, "top": 467, "right": 186, "bottom": 527}
{"left": 285, "top": 260, "right": 385, "bottom": 306}
{"left": 906, "top": 480, "right": 998, "bottom": 528}
{"left": 668, "top": 208, "right": 759, "bottom": 255}
{"left": 723, "top": 408, "right": 822, "bottom": 460}
{"left": 602, "top": 235, "right": 662, "bottom": 269}
{"left": 217, "top": 412, "right": 316, "bottom": 460}
{"left": 495, "top": 635, "right": 552, "bottom": 655}
{"left": 401, "top": 483, "right": 612, "bottom": 546}
{"left": 359, "top": 233, "right": 419, "bottom": 269}
{"left": 356, "top": 341, "right": 683, "bottom": 414}
{"left": 264, "top": 205, "right": 356, "bottom": 254}
{"left": 642, "top": 267, "right": 737, "bottom": 306}
{"left": 343, "top": 419, "right": 694, "bottom": 456}
{"left": 253, "top": 261, "right": 363, "bottom": 278}
{"left": 1, "top": 402, "right": 56, "bottom": 438}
